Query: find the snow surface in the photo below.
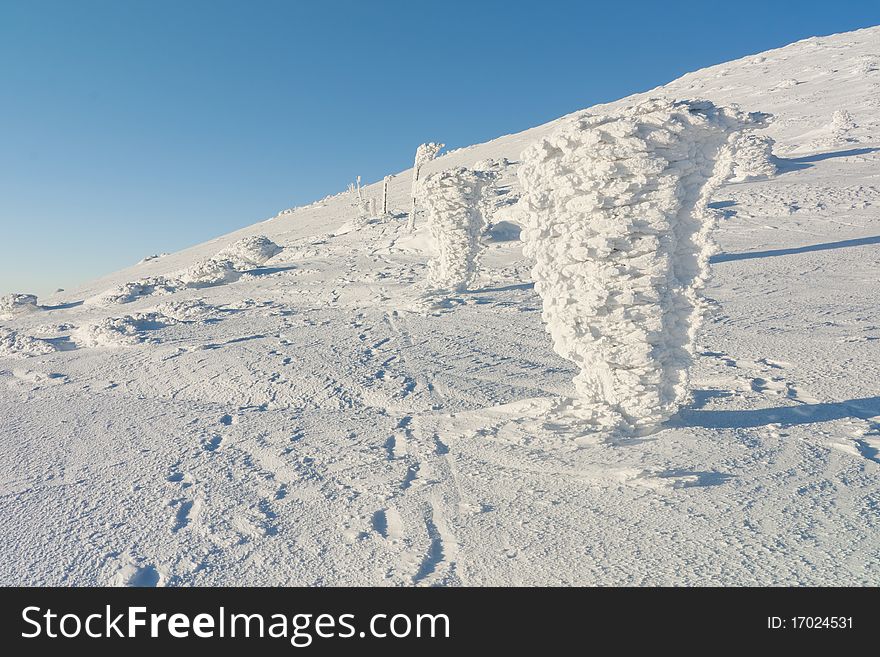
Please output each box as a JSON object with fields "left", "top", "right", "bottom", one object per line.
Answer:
{"left": 1, "top": 27, "right": 879, "bottom": 586}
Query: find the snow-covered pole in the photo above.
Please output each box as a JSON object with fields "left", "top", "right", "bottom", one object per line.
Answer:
{"left": 518, "top": 98, "right": 766, "bottom": 434}
{"left": 369, "top": 198, "right": 377, "bottom": 217}
{"left": 408, "top": 142, "right": 444, "bottom": 231}
{"left": 382, "top": 175, "right": 390, "bottom": 214}
{"left": 419, "top": 167, "right": 496, "bottom": 293}
{"left": 356, "top": 175, "right": 363, "bottom": 203}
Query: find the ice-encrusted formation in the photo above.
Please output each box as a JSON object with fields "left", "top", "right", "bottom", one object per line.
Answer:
{"left": 409, "top": 142, "right": 445, "bottom": 230}
{"left": 214, "top": 235, "right": 283, "bottom": 269}
{"left": 830, "top": 109, "right": 857, "bottom": 142}
{"left": 419, "top": 167, "right": 497, "bottom": 292}
{"left": 177, "top": 258, "right": 241, "bottom": 288}
{"left": 729, "top": 133, "right": 778, "bottom": 182}
{"left": 0, "top": 293, "right": 41, "bottom": 319}
{"left": 88, "top": 236, "right": 282, "bottom": 304}
{"left": 518, "top": 98, "right": 765, "bottom": 433}
{"left": 86, "top": 277, "right": 179, "bottom": 306}
{"left": 0, "top": 328, "right": 57, "bottom": 358}
{"left": 72, "top": 313, "right": 175, "bottom": 348}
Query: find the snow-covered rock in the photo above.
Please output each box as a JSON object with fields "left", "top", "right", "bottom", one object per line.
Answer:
{"left": 72, "top": 313, "right": 175, "bottom": 348}
{"left": 0, "top": 327, "right": 56, "bottom": 358}
{"left": 518, "top": 98, "right": 765, "bottom": 433}
{"left": 0, "top": 293, "right": 40, "bottom": 318}
{"left": 214, "top": 235, "right": 282, "bottom": 269}
{"left": 86, "top": 277, "right": 180, "bottom": 306}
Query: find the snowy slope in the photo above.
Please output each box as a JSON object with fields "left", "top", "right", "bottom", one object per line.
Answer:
{"left": 1, "top": 27, "right": 879, "bottom": 586}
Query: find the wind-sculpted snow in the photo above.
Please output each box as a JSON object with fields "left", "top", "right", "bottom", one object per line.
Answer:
{"left": 518, "top": 98, "right": 765, "bottom": 433}
{"left": 88, "top": 236, "right": 282, "bottom": 305}
{"left": 152, "top": 298, "right": 219, "bottom": 322}
{"left": 177, "top": 258, "right": 242, "bottom": 289}
{"left": 419, "top": 167, "right": 497, "bottom": 292}
{"left": 214, "top": 235, "right": 283, "bottom": 269}
{"left": 0, "top": 327, "right": 57, "bottom": 358}
{"left": 87, "top": 276, "right": 180, "bottom": 306}
{"left": 72, "top": 313, "right": 176, "bottom": 348}
{"left": 0, "top": 293, "right": 41, "bottom": 319}
{"left": 730, "top": 133, "right": 778, "bottom": 182}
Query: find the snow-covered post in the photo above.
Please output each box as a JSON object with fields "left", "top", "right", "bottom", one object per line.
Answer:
{"left": 382, "top": 175, "right": 391, "bottom": 214}
{"left": 369, "top": 198, "right": 377, "bottom": 217}
{"left": 518, "top": 99, "right": 765, "bottom": 434}
{"left": 419, "top": 167, "right": 496, "bottom": 292}
{"left": 408, "top": 142, "right": 444, "bottom": 230}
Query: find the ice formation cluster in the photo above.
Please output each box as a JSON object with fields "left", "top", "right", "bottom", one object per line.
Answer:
{"left": 729, "top": 132, "right": 778, "bottom": 182}
{"left": 0, "top": 293, "right": 40, "bottom": 319}
{"left": 419, "top": 167, "right": 497, "bottom": 292}
{"left": 72, "top": 313, "right": 174, "bottom": 348}
{"left": 89, "top": 235, "right": 282, "bottom": 305}
{"left": 518, "top": 98, "right": 764, "bottom": 433}
{"left": 0, "top": 328, "right": 56, "bottom": 358}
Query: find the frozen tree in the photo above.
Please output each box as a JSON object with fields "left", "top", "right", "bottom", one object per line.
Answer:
{"left": 830, "top": 109, "right": 857, "bottom": 141}
{"left": 518, "top": 98, "right": 765, "bottom": 434}
{"left": 419, "top": 167, "right": 496, "bottom": 292}
{"left": 408, "top": 142, "right": 444, "bottom": 230}
{"left": 729, "top": 132, "right": 778, "bottom": 182}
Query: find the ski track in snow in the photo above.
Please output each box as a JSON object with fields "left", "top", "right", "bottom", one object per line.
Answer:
{"left": 1, "top": 26, "right": 880, "bottom": 585}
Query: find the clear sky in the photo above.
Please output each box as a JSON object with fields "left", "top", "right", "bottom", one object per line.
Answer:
{"left": 1, "top": 0, "right": 878, "bottom": 296}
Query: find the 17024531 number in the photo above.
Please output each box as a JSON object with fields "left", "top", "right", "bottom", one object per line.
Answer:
{"left": 768, "top": 617, "right": 853, "bottom": 629}
{"left": 791, "top": 617, "right": 852, "bottom": 629}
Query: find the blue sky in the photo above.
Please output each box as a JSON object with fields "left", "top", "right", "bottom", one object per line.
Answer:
{"left": 1, "top": 0, "right": 878, "bottom": 296}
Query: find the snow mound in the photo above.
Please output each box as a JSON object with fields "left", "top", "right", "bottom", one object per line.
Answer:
{"left": 151, "top": 298, "right": 219, "bottom": 322}
{"left": 518, "top": 98, "right": 765, "bottom": 433}
{"left": 87, "top": 276, "right": 180, "bottom": 306}
{"left": 72, "top": 313, "right": 176, "bottom": 348}
{"left": 177, "top": 258, "right": 241, "bottom": 288}
{"left": 0, "top": 293, "right": 41, "bottom": 319}
{"left": 88, "top": 236, "right": 282, "bottom": 305}
{"left": 214, "top": 235, "right": 282, "bottom": 269}
{"left": 138, "top": 253, "right": 169, "bottom": 264}
{"left": 730, "top": 133, "right": 778, "bottom": 182}
{"left": 420, "top": 167, "right": 497, "bottom": 292}
{"left": 0, "top": 328, "right": 57, "bottom": 358}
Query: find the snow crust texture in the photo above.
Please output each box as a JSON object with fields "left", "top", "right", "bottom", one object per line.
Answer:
{"left": 420, "top": 167, "right": 497, "bottom": 292}
{"left": 518, "top": 98, "right": 764, "bottom": 432}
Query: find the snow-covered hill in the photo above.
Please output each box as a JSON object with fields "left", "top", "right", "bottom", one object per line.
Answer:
{"left": 1, "top": 27, "right": 879, "bottom": 586}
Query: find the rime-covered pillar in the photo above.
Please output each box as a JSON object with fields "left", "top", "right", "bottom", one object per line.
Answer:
{"left": 518, "top": 99, "right": 765, "bottom": 433}
{"left": 419, "top": 167, "right": 495, "bottom": 293}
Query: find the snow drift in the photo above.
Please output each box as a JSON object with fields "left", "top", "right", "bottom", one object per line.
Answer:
{"left": 0, "top": 293, "right": 41, "bottom": 319}
{"left": 518, "top": 98, "right": 766, "bottom": 433}
{"left": 0, "top": 328, "right": 57, "bottom": 358}
{"left": 88, "top": 236, "right": 282, "bottom": 305}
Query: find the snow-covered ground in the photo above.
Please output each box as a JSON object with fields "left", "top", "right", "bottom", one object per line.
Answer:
{"left": 1, "top": 27, "right": 879, "bottom": 586}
